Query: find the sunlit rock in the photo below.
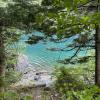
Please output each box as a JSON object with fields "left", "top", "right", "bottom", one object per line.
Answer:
{"left": 16, "top": 54, "right": 34, "bottom": 72}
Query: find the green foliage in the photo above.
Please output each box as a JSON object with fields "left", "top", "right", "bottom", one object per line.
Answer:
{"left": 52, "top": 59, "right": 97, "bottom": 99}
{"left": 42, "top": 94, "right": 46, "bottom": 100}
{"left": 5, "top": 70, "right": 22, "bottom": 86}
{"left": 0, "top": 90, "right": 32, "bottom": 100}
{"left": 37, "top": 0, "right": 99, "bottom": 55}
{"left": 0, "top": 0, "right": 42, "bottom": 46}
{"left": 0, "top": 90, "right": 20, "bottom": 100}
{"left": 25, "top": 95, "right": 32, "bottom": 100}
{"left": 53, "top": 67, "right": 86, "bottom": 93}
{"left": 55, "top": 59, "right": 95, "bottom": 81}
{"left": 0, "top": 76, "right": 5, "bottom": 88}
{"left": 64, "top": 85, "right": 100, "bottom": 100}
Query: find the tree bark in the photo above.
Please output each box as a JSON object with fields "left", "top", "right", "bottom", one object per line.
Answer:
{"left": 95, "top": 26, "right": 100, "bottom": 86}
{"left": 0, "top": 30, "right": 6, "bottom": 92}
{"left": 95, "top": 0, "right": 100, "bottom": 86}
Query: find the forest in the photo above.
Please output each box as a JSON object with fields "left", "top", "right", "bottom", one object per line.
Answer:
{"left": 0, "top": 0, "right": 100, "bottom": 100}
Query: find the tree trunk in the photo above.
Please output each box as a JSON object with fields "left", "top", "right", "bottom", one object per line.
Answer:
{"left": 95, "top": 0, "right": 100, "bottom": 86}
{"left": 0, "top": 31, "right": 6, "bottom": 92}
{"left": 95, "top": 26, "right": 100, "bottom": 86}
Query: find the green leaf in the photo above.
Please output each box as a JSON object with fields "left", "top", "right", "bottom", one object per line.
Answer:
{"left": 25, "top": 95, "right": 32, "bottom": 100}
{"left": 95, "top": 96, "right": 100, "bottom": 100}
{"left": 42, "top": 95, "right": 46, "bottom": 100}
{"left": 81, "top": 16, "right": 90, "bottom": 23}
{"left": 64, "top": 0, "right": 73, "bottom": 8}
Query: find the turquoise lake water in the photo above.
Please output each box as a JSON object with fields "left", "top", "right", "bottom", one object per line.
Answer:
{"left": 17, "top": 31, "right": 88, "bottom": 69}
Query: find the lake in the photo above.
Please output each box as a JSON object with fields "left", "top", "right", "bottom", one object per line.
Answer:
{"left": 17, "top": 31, "right": 88, "bottom": 69}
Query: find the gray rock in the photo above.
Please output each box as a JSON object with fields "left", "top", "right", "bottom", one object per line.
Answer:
{"left": 34, "top": 75, "right": 41, "bottom": 81}
{"left": 16, "top": 54, "right": 34, "bottom": 72}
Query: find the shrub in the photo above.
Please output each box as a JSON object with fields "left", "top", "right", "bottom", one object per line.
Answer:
{"left": 53, "top": 66, "right": 100, "bottom": 100}
{"left": 0, "top": 90, "right": 32, "bottom": 100}
{"left": 5, "top": 69, "right": 22, "bottom": 86}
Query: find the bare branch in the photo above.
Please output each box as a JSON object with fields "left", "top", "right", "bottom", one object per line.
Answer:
{"left": 70, "top": 47, "right": 81, "bottom": 60}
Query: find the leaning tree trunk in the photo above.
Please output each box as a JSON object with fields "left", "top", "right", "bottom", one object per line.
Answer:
{"left": 0, "top": 31, "right": 6, "bottom": 92}
{"left": 95, "top": 26, "right": 100, "bottom": 86}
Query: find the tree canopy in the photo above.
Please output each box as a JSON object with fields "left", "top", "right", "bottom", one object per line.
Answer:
{"left": 33, "top": 0, "right": 100, "bottom": 63}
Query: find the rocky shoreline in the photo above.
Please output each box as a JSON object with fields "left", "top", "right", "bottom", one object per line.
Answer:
{"left": 11, "top": 54, "right": 55, "bottom": 89}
